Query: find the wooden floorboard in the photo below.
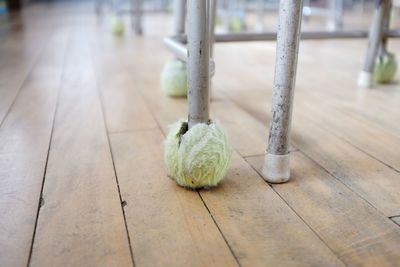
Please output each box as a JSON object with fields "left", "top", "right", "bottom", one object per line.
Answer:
{"left": 93, "top": 34, "right": 239, "bottom": 267}
{"left": 217, "top": 85, "right": 400, "bottom": 217}
{"left": 117, "top": 35, "right": 400, "bottom": 267}
{"left": 116, "top": 39, "right": 348, "bottom": 267}
{"left": 211, "top": 45, "right": 400, "bottom": 218}
{"left": 2, "top": 2, "right": 400, "bottom": 266}
{"left": 110, "top": 129, "right": 240, "bottom": 267}
{"left": 0, "top": 30, "right": 69, "bottom": 267}
{"left": 0, "top": 29, "right": 50, "bottom": 124}
{"left": 214, "top": 42, "right": 400, "bottom": 173}
{"left": 29, "top": 31, "right": 133, "bottom": 267}
{"left": 246, "top": 153, "right": 400, "bottom": 267}
{"left": 92, "top": 34, "right": 159, "bottom": 133}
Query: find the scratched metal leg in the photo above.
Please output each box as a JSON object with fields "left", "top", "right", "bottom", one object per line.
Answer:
{"left": 187, "top": 0, "right": 210, "bottom": 128}
{"left": 262, "top": 0, "right": 303, "bottom": 184}
{"left": 358, "top": 0, "right": 391, "bottom": 88}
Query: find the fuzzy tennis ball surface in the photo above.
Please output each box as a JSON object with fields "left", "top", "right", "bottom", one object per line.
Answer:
{"left": 111, "top": 16, "right": 125, "bottom": 36}
{"left": 161, "top": 60, "right": 188, "bottom": 97}
{"left": 164, "top": 120, "right": 232, "bottom": 189}
{"left": 374, "top": 51, "right": 397, "bottom": 84}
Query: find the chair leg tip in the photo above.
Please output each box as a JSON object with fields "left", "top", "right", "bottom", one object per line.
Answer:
{"left": 262, "top": 153, "right": 290, "bottom": 184}
{"left": 357, "top": 71, "right": 373, "bottom": 88}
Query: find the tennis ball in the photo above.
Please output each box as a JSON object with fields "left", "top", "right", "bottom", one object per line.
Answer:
{"left": 374, "top": 51, "right": 397, "bottom": 84}
{"left": 164, "top": 120, "right": 232, "bottom": 189}
{"left": 111, "top": 16, "right": 125, "bottom": 36}
{"left": 161, "top": 59, "right": 187, "bottom": 97}
{"left": 230, "top": 17, "right": 245, "bottom": 32}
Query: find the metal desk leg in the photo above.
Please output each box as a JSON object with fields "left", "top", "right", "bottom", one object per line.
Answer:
{"left": 187, "top": 0, "right": 211, "bottom": 128}
{"left": 132, "top": 0, "right": 143, "bottom": 35}
{"left": 358, "top": 0, "right": 392, "bottom": 88}
{"left": 262, "top": 0, "right": 303, "bottom": 183}
{"left": 174, "top": 0, "right": 186, "bottom": 35}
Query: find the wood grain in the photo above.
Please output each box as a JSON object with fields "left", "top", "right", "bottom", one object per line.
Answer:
{"left": 211, "top": 42, "right": 400, "bottom": 217}
{"left": 110, "top": 129, "right": 239, "bottom": 267}
{"left": 201, "top": 152, "right": 344, "bottom": 267}
{"left": 218, "top": 85, "right": 400, "bottom": 217}
{"left": 29, "top": 31, "right": 133, "bottom": 267}
{"left": 0, "top": 30, "right": 49, "bottom": 124}
{"left": 0, "top": 31, "right": 69, "bottom": 267}
{"left": 92, "top": 37, "right": 158, "bottom": 133}
{"left": 246, "top": 153, "right": 400, "bottom": 267}
{"left": 115, "top": 38, "right": 345, "bottom": 267}
{"left": 96, "top": 34, "right": 239, "bottom": 267}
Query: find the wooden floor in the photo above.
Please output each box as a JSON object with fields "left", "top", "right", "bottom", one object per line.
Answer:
{"left": 1, "top": 2, "right": 400, "bottom": 267}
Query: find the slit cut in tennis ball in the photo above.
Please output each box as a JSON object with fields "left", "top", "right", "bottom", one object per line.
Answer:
{"left": 374, "top": 51, "right": 397, "bottom": 84}
{"left": 111, "top": 16, "right": 125, "bottom": 36}
{"left": 164, "top": 120, "right": 232, "bottom": 189}
{"left": 161, "top": 59, "right": 188, "bottom": 97}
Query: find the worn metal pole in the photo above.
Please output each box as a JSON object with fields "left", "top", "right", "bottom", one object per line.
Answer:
{"left": 174, "top": 0, "right": 187, "bottom": 35}
{"left": 262, "top": 0, "right": 303, "bottom": 183}
{"left": 132, "top": 0, "right": 143, "bottom": 35}
{"left": 187, "top": 0, "right": 210, "bottom": 128}
{"left": 358, "top": 0, "right": 391, "bottom": 88}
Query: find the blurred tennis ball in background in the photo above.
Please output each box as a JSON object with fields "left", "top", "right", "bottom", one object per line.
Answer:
{"left": 374, "top": 51, "right": 397, "bottom": 84}
{"left": 161, "top": 59, "right": 188, "bottom": 97}
{"left": 111, "top": 16, "right": 125, "bottom": 36}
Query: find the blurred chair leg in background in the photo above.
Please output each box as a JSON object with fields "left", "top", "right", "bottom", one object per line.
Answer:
{"left": 358, "top": 0, "right": 392, "bottom": 88}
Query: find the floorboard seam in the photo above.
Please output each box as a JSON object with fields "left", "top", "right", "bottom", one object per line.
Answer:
{"left": 197, "top": 192, "right": 242, "bottom": 267}
{"left": 390, "top": 217, "right": 400, "bottom": 227}
{"left": 224, "top": 91, "right": 397, "bottom": 218}
{"left": 327, "top": 129, "right": 400, "bottom": 175}
{"left": 243, "top": 154, "right": 349, "bottom": 267}
{"left": 26, "top": 30, "right": 70, "bottom": 267}
{"left": 220, "top": 92, "right": 349, "bottom": 265}
{"left": 121, "top": 60, "right": 244, "bottom": 266}
{"left": 91, "top": 44, "right": 136, "bottom": 267}
{"left": 297, "top": 149, "right": 391, "bottom": 217}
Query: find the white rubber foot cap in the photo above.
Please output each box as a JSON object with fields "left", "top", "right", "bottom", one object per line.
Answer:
{"left": 261, "top": 153, "right": 290, "bottom": 184}
{"left": 357, "top": 71, "right": 373, "bottom": 88}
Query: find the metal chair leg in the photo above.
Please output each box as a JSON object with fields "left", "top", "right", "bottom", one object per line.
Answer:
{"left": 358, "top": 0, "right": 392, "bottom": 88}
{"left": 187, "top": 0, "right": 211, "bottom": 128}
{"left": 262, "top": 0, "right": 303, "bottom": 183}
{"left": 174, "top": 0, "right": 186, "bottom": 35}
{"left": 132, "top": 0, "right": 143, "bottom": 35}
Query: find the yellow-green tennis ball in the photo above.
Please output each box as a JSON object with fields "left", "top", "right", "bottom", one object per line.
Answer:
{"left": 374, "top": 51, "right": 397, "bottom": 84}
{"left": 230, "top": 17, "right": 245, "bottom": 32}
{"left": 164, "top": 120, "right": 232, "bottom": 189}
{"left": 111, "top": 16, "right": 125, "bottom": 36}
{"left": 161, "top": 60, "right": 187, "bottom": 97}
